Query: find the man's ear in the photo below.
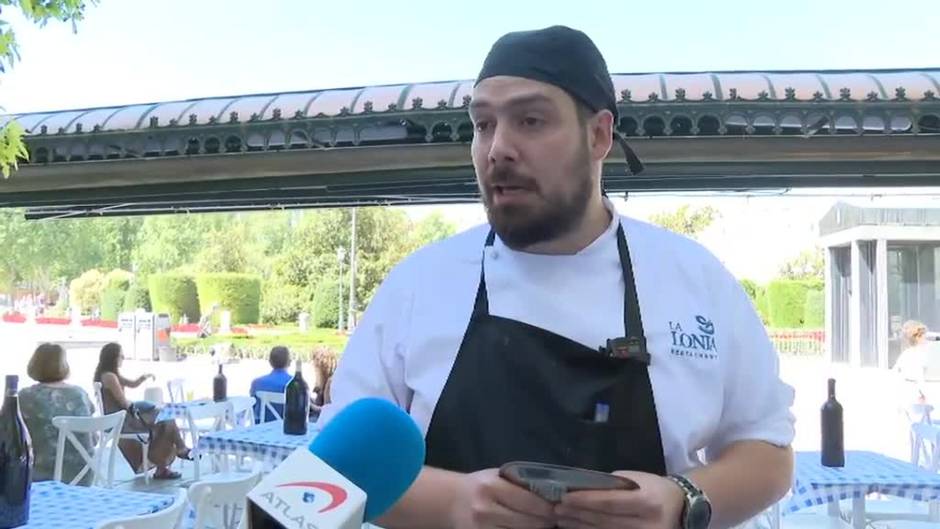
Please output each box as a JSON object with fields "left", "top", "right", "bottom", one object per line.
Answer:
{"left": 590, "top": 110, "right": 615, "bottom": 162}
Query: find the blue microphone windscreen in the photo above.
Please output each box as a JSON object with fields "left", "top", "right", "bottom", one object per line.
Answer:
{"left": 309, "top": 397, "right": 425, "bottom": 522}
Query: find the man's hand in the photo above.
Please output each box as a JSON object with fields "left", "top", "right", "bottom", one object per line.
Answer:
{"left": 555, "top": 471, "right": 685, "bottom": 529}
{"left": 451, "top": 468, "right": 557, "bottom": 529}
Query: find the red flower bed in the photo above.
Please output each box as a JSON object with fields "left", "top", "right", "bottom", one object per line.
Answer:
{"left": 82, "top": 319, "right": 118, "bottom": 328}
{"left": 231, "top": 326, "right": 248, "bottom": 335}
{"left": 2, "top": 312, "right": 26, "bottom": 323}
{"left": 35, "top": 317, "right": 70, "bottom": 325}
{"left": 173, "top": 323, "right": 201, "bottom": 333}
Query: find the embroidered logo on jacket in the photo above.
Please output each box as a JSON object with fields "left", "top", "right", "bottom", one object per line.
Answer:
{"left": 668, "top": 315, "right": 718, "bottom": 360}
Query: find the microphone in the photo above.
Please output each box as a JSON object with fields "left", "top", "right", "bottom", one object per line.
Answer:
{"left": 245, "top": 397, "right": 426, "bottom": 529}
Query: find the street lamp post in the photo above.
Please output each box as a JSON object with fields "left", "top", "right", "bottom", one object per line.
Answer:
{"left": 336, "top": 247, "right": 346, "bottom": 332}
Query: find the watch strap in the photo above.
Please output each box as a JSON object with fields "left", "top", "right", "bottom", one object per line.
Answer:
{"left": 668, "top": 474, "right": 708, "bottom": 529}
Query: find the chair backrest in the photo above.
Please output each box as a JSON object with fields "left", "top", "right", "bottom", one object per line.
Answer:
{"left": 166, "top": 378, "right": 185, "bottom": 403}
{"left": 93, "top": 381, "right": 105, "bottom": 416}
{"left": 184, "top": 401, "right": 230, "bottom": 444}
{"left": 188, "top": 469, "right": 262, "bottom": 529}
{"left": 256, "top": 390, "right": 285, "bottom": 422}
{"left": 95, "top": 488, "right": 188, "bottom": 529}
{"left": 227, "top": 396, "right": 256, "bottom": 429}
{"left": 52, "top": 410, "right": 126, "bottom": 488}
{"left": 143, "top": 386, "right": 164, "bottom": 405}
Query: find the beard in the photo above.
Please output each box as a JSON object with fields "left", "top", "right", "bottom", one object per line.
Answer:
{"left": 479, "top": 141, "right": 594, "bottom": 250}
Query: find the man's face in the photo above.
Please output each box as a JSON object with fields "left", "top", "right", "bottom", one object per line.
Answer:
{"left": 469, "top": 76, "right": 602, "bottom": 249}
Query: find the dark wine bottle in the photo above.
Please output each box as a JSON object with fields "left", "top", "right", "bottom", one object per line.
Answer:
{"left": 284, "top": 360, "right": 310, "bottom": 435}
{"left": 213, "top": 364, "right": 227, "bottom": 402}
{"left": 821, "top": 378, "right": 844, "bottom": 467}
{"left": 0, "top": 375, "right": 33, "bottom": 528}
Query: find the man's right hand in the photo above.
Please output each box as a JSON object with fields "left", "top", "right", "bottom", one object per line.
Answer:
{"left": 450, "top": 468, "right": 556, "bottom": 529}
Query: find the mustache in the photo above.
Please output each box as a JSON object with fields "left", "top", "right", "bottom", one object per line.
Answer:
{"left": 486, "top": 167, "right": 538, "bottom": 190}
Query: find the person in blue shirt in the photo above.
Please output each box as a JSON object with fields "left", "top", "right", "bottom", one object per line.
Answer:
{"left": 250, "top": 345, "right": 292, "bottom": 423}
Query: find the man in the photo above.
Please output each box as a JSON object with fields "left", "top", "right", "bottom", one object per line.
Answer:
{"left": 249, "top": 345, "right": 292, "bottom": 423}
{"left": 319, "top": 26, "right": 795, "bottom": 529}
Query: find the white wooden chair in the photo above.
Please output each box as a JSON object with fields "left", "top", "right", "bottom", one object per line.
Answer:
{"left": 93, "top": 382, "right": 152, "bottom": 484}
{"left": 166, "top": 378, "right": 186, "bottom": 403}
{"left": 188, "top": 468, "right": 262, "bottom": 529}
{"left": 227, "top": 396, "right": 256, "bottom": 429}
{"left": 223, "top": 396, "right": 257, "bottom": 471}
{"left": 184, "top": 400, "right": 230, "bottom": 480}
{"left": 256, "top": 390, "right": 285, "bottom": 422}
{"left": 52, "top": 410, "right": 126, "bottom": 488}
{"left": 94, "top": 488, "right": 188, "bottom": 529}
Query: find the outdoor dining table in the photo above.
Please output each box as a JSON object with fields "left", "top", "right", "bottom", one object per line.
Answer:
{"left": 155, "top": 398, "right": 215, "bottom": 422}
{"left": 195, "top": 418, "right": 318, "bottom": 470}
{"left": 783, "top": 450, "right": 940, "bottom": 529}
{"left": 22, "top": 480, "right": 175, "bottom": 528}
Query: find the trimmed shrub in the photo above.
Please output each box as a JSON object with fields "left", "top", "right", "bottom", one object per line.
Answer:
{"left": 767, "top": 279, "right": 818, "bottom": 328}
{"left": 195, "top": 273, "right": 262, "bottom": 325}
{"left": 261, "top": 282, "right": 310, "bottom": 324}
{"left": 100, "top": 287, "right": 126, "bottom": 321}
{"left": 311, "top": 279, "right": 340, "bottom": 328}
{"left": 740, "top": 279, "right": 760, "bottom": 302}
{"left": 149, "top": 273, "right": 200, "bottom": 323}
{"left": 104, "top": 269, "right": 134, "bottom": 292}
{"left": 803, "top": 288, "right": 825, "bottom": 328}
{"left": 69, "top": 269, "right": 106, "bottom": 314}
{"left": 755, "top": 288, "right": 771, "bottom": 325}
{"left": 123, "top": 283, "right": 151, "bottom": 312}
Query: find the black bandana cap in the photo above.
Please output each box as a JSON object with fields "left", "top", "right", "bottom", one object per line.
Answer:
{"left": 475, "top": 25, "right": 643, "bottom": 176}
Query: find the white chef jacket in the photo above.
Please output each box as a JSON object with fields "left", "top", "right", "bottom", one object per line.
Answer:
{"left": 318, "top": 201, "right": 796, "bottom": 474}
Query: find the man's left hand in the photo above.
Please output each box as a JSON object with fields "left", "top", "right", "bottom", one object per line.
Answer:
{"left": 554, "top": 471, "right": 685, "bottom": 529}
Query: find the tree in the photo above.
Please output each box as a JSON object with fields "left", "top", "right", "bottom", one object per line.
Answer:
{"left": 648, "top": 205, "right": 719, "bottom": 239}
{"left": 1, "top": 0, "right": 98, "bottom": 177}
{"left": 779, "top": 247, "right": 825, "bottom": 282}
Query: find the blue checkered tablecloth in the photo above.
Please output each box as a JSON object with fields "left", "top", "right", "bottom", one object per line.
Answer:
{"left": 22, "top": 480, "right": 174, "bottom": 528}
{"left": 156, "top": 399, "right": 214, "bottom": 421}
{"left": 196, "top": 419, "right": 316, "bottom": 469}
{"left": 783, "top": 450, "right": 940, "bottom": 514}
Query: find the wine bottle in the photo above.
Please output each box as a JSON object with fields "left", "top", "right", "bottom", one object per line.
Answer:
{"left": 213, "top": 364, "right": 227, "bottom": 402}
{"left": 0, "top": 375, "right": 33, "bottom": 528}
{"left": 821, "top": 378, "right": 844, "bottom": 467}
{"left": 284, "top": 360, "right": 310, "bottom": 435}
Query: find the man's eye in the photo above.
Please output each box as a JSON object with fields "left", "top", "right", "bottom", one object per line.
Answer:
{"left": 474, "top": 121, "right": 491, "bottom": 133}
{"left": 522, "top": 116, "right": 543, "bottom": 127}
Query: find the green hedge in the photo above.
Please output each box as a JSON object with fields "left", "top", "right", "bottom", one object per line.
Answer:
{"left": 195, "top": 273, "right": 262, "bottom": 325}
{"left": 149, "top": 273, "right": 200, "bottom": 323}
{"left": 803, "top": 288, "right": 825, "bottom": 327}
{"left": 767, "top": 279, "right": 821, "bottom": 328}
{"left": 100, "top": 287, "right": 126, "bottom": 320}
{"left": 260, "top": 282, "right": 310, "bottom": 324}
{"left": 311, "top": 279, "right": 340, "bottom": 328}
{"left": 123, "top": 283, "right": 151, "bottom": 312}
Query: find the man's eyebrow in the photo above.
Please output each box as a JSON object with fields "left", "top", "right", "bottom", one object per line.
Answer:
{"left": 469, "top": 93, "right": 556, "bottom": 113}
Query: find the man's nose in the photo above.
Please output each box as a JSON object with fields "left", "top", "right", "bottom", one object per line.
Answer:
{"left": 487, "top": 123, "right": 519, "bottom": 165}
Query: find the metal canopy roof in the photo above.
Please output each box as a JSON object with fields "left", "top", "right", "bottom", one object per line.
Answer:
{"left": 819, "top": 201, "right": 940, "bottom": 237}
{"left": 2, "top": 68, "right": 939, "bottom": 219}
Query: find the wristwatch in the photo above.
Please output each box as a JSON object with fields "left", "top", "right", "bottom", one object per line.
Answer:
{"left": 667, "top": 474, "right": 712, "bottom": 529}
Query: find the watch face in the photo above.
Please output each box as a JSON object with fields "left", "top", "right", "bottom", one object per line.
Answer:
{"left": 686, "top": 497, "right": 712, "bottom": 529}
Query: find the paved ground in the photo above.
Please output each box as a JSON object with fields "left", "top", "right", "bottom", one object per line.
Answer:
{"left": 0, "top": 322, "right": 924, "bottom": 498}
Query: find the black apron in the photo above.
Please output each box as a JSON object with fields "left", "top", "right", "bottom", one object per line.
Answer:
{"left": 424, "top": 224, "right": 667, "bottom": 476}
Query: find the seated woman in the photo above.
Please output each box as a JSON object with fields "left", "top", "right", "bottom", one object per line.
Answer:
{"left": 310, "top": 349, "right": 337, "bottom": 418}
{"left": 93, "top": 342, "right": 192, "bottom": 480}
{"left": 19, "top": 343, "right": 96, "bottom": 485}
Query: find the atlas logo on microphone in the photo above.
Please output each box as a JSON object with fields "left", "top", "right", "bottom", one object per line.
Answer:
{"left": 258, "top": 481, "right": 348, "bottom": 529}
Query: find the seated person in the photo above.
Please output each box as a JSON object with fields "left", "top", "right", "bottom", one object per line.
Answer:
{"left": 250, "top": 345, "right": 292, "bottom": 423}
{"left": 310, "top": 348, "right": 338, "bottom": 418}
{"left": 94, "top": 342, "right": 191, "bottom": 480}
{"left": 19, "top": 343, "right": 96, "bottom": 485}
{"left": 895, "top": 320, "right": 940, "bottom": 404}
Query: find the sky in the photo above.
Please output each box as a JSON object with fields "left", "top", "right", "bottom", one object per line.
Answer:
{"left": 1, "top": 0, "right": 938, "bottom": 281}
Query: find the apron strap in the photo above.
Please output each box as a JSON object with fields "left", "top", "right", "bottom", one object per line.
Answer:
{"left": 471, "top": 230, "right": 497, "bottom": 317}
{"left": 604, "top": 222, "right": 650, "bottom": 364}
